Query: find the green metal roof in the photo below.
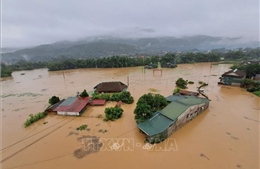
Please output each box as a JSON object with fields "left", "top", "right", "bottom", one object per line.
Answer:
{"left": 137, "top": 112, "right": 174, "bottom": 136}
{"left": 160, "top": 102, "right": 189, "bottom": 121}
{"left": 177, "top": 96, "right": 209, "bottom": 106}
{"left": 166, "top": 95, "right": 209, "bottom": 106}
{"left": 138, "top": 95, "right": 210, "bottom": 136}
{"left": 166, "top": 95, "right": 186, "bottom": 102}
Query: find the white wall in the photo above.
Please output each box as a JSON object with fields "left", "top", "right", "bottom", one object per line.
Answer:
{"left": 57, "top": 111, "right": 79, "bottom": 116}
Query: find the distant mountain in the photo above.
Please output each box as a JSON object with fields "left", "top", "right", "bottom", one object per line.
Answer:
{"left": 2, "top": 35, "right": 259, "bottom": 63}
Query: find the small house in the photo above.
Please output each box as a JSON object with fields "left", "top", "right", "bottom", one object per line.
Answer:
{"left": 53, "top": 96, "right": 90, "bottom": 116}
{"left": 137, "top": 95, "right": 210, "bottom": 144}
{"left": 94, "top": 81, "right": 128, "bottom": 93}
{"left": 218, "top": 69, "right": 246, "bottom": 86}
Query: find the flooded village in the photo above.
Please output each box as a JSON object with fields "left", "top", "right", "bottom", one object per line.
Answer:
{"left": 1, "top": 63, "right": 259, "bottom": 169}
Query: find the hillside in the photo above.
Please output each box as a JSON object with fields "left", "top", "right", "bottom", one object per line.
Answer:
{"left": 2, "top": 35, "right": 259, "bottom": 63}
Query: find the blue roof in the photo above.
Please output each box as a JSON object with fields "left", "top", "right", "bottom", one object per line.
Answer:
{"left": 59, "top": 97, "right": 77, "bottom": 106}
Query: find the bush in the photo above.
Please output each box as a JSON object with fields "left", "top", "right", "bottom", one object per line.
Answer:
{"left": 173, "top": 87, "right": 181, "bottom": 95}
{"left": 24, "top": 112, "right": 47, "bottom": 127}
{"left": 76, "top": 124, "right": 88, "bottom": 130}
{"left": 188, "top": 81, "right": 194, "bottom": 84}
{"left": 104, "top": 106, "right": 124, "bottom": 121}
{"left": 92, "top": 91, "right": 134, "bottom": 104}
{"left": 175, "top": 78, "right": 188, "bottom": 89}
{"left": 80, "top": 89, "right": 89, "bottom": 97}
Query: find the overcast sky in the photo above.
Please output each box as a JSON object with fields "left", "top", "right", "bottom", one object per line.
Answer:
{"left": 2, "top": 0, "right": 259, "bottom": 48}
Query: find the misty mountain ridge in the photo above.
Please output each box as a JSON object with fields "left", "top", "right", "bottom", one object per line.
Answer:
{"left": 2, "top": 35, "right": 259, "bottom": 63}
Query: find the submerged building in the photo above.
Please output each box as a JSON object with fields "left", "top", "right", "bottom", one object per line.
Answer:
{"left": 94, "top": 81, "right": 128, "bottom": 93}
{"left": 52, "top": 96, "right": 90, "bottom": 116}
{"left": 137, "top": 95, "right": 210, "bottom": 144}
{"left": 218, "top": 69, "right": 246, "bottom": 86}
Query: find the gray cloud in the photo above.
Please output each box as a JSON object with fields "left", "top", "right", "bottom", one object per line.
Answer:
{"left": 2, "top": 0, "right": 259, "bottom": 47}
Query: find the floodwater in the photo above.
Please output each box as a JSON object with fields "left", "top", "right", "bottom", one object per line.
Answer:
{"left": 1, "top": 63, "right": 259, "bottom": 169}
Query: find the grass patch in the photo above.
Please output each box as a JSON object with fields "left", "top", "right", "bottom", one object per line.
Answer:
{"left": 253, "top": 91, "right": 260, "bottom": 97}
{"left": 149, "top": 88, "right": 158, "bottom": 92}
{"left": 24, "top": 112, "right": 47, "bottom": 127}
{"left": 76, "top": 124, "right": 88, "bottom": 131}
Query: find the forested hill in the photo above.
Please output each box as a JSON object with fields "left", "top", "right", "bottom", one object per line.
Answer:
{"left": 2, "top": 35, "right": 259, "bottom": 63}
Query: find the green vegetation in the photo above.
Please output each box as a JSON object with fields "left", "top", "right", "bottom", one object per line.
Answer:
{"left": 76, "top": 124, "right": 88, "bottom": 131}
{"left": 80, "top": 89, "right": 89, "bottom": 97}
{"left": 134, "top": 93, "right": 167, "bottom": 123}
{"left": 1, "top": 63, "right": 12, "bottom": 77}
{"left": 173, "top": 87, "right": 181, "bottom": 95}
{"left": 1, "top": 48, "right": 259, "bottom": 77}
{"left": 175, "top": 78, "right": 188, "bottom": 89}
{"left": 230, "top": 64, "right": 260, "bottom": 78}
{"left": 229, "top": 61, "right": 260, "bottom": 97}
{"left": 92, "top": 91, "right": 134, "bottom": 104}
{"left": 48, "top": 96, "right": 60, "bottom": 105}
{"left": 240, "top": 78, "right": 260, "bottom": 97}
{"left": 253, "top": 91, "right": 260, "bottom": 97}
{"left": 104, "top": 106, "right": 124, "bottom": 121}
{"left": 188, "top": 81, "right": 194, "bottom": 84}
{"left": 24, "top": 112, "right": 47, "bottom": 127}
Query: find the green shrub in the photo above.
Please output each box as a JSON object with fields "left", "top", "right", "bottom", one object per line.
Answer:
{"left": 76, "top": 124, "right": 88, "bottom": 130}
{"left": 104, "top": 106, "right": 123, "bottom": 121}
{"left": 175, "top": 78, "right": 188, "bottom": 89}
{"left": 24, "top": 112, "right": 47, "bottom": 127}
{"left": 173, "top": 87, "right": 181, "bottom": 95}
{"left": 80, "top": 89, "right": 89, "bottom": 97}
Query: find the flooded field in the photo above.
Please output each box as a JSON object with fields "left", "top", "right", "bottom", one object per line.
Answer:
{"left": 1, "top": 63, "right": 259, "bottom": 169}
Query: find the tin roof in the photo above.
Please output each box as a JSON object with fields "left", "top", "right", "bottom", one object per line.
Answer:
{"left": 138, "top": 95, "right": 210, "bottom": 136}
{"left": 137, "top": 112, "right": 174, "bottom": 136}
{"left": 166, "top": 95, "right": 209, "bottom": 106}
{"left": 160, "top": 102, "right": 189, "bottom": 121}
{"left": 222, "top": 69, "right": 246, "bottom": 78}
{"left": 94, "top": 81, "right": 127, "bottom": 93}
{"left": 53, "top": 97, "right": 90, "bottom": 112}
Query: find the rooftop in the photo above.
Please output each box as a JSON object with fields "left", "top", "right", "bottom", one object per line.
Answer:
{"left": 94, "top": 81, "right": 127, "bottom": 93}
{"left": 222, "top": 69, "right": 246, "bottom": 78}
{"left": 53, "top": 97, "right": 90, "bottom": 112}
{"left": 137, "top": 112, "right": 174, "bottom": 136}
{"left": 160, "top": 102, "right": 189, "bottom": 121}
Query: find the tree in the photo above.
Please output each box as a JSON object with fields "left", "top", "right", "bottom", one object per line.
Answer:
{"left": 80, "top": 89, "right": 89, "bottom": 97}
{"left": 104, "top": 106, "right": 124, "bottom": 121}
{"left": 175, "top": 78, "right": 188, "bottom": 89}
{"left": 134, "top": 103, "right": 152, "bottom": 123}
{"left": 134, "top": 93, "right": 168, "bottom": 123}
{"left": 48, "top": 96, "right": 60, "bottom": 105}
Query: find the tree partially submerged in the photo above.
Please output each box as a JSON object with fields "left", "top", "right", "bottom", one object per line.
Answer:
{"left": 134, "top": 93, "right": 167, "bottom": 123}
{"left": 92, "top": 91, "right": 134, "bottom": 104}
{"left": 80, "top": 89, "right": 89, "bottom": 97}
{"left": 104, "top": 106, "right": 124, "bottom": 121}
{"left": 48, "top": 96, "right": 60, "bottom": 105}
{"left": 175, "top": 78, "right": 188, "bottom": 89}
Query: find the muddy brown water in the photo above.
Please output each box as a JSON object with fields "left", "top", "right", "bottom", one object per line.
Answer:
{"left": 1, "top": 63, "right": 259, "bottom": 169}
